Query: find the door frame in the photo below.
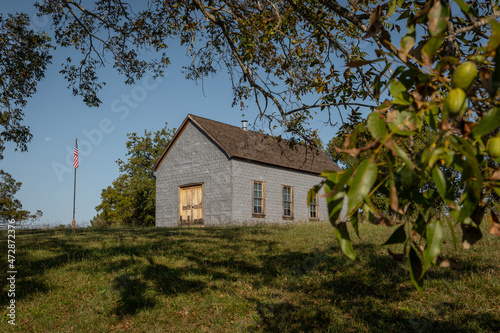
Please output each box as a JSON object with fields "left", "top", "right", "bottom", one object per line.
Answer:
{"left": 178, "top": 183, "right": 204, "bottom": 227}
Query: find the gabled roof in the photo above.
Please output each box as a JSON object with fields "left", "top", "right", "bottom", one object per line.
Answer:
{"left": 154, "top": 114, "right": 341, "bottom": 174}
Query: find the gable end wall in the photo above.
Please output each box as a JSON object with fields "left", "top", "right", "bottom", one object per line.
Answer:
{"left": 155, "top": 122, "right": 232, "bottom": 227}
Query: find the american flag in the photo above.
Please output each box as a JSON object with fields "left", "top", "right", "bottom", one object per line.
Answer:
{"left": 73, "top": 141, "right": 79, "bottom": 168}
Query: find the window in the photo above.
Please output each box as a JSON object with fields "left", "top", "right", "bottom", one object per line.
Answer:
{"left": 283, "top": 186, "right": 293, "bottom": 218}
{"left": 252, "top": 181, "right": 265, "bottom": 216}
{"left": 309, "top": 194, "right": 318, "bottom": 220}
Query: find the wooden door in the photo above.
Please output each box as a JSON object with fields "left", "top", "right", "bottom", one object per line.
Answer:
{"left": 179, "top": 185, "right": 204, "bottom": 226}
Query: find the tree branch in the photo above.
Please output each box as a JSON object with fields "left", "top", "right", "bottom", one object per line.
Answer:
{"left": 192, "top": 0, "right": 290, "bottom": 125}
{"left": 445, "top": 11, "right": 500, "bottom": 41}
{"left": 317, "top": 0, "right": 417, "bottom": 69}
{"left": 287, "top": 0, "right": 352, "bottom": 59}
{"left": 285, "top": 102, "right": 376, "bottom": 116}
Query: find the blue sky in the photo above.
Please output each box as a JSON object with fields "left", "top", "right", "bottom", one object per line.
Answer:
{"left": 1, "top": 2, "right": 346, "bottom": 227}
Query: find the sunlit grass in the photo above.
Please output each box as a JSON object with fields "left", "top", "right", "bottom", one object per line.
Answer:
{"left": 0, "top": 222, "right": 498, "bottom": 332}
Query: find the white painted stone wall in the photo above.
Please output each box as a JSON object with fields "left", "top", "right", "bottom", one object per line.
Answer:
{"left": 230, "top": 159, "right": 330, "bottom": 224}
{"left": 155, "top": 122, "right": 232, "bottom": 227}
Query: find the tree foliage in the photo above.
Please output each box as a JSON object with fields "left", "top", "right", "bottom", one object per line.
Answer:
{"left": 92, "top": 124, "right": 175, "bottom": 226}
{"left": 0, "top": 170, "right": 43, "bottom": 226}
{"left": 34, "top": 0, "right": 390, "bottom": 144}
{"left": 326, "top": 110, "right": 448, "bottom": 212}
{"left": 307, "top": 0, "right": 500, "bottom": 293}
{"left": 0, "top": 13, "right": 52, "bottom": 159}
{"left": 1, "top": 0, "right": 499, "bottom": 291}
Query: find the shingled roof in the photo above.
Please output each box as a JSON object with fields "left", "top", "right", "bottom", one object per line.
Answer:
{"left": 154, "top": 114, "right": 341, "bottom": 174}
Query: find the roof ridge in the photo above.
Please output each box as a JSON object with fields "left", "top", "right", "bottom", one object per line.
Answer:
{"left": 155, "top": 114, "right": 341, "bottom": 174}
{"left": 188, "top": 114, "right": 312, "bottom": 149}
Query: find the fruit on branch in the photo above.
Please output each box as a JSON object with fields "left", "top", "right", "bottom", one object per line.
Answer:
{"left": 444, "top": 88, "right": 467, "bottom": 116}
{"left": 451, "top": 61, "right": 478, "bottom": 92}
{"left": 486, "top": 136, "right": 500, "bottom": 158}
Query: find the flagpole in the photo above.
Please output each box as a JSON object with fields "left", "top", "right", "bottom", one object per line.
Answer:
{"left": 72, "top": 138, "right": 78, "bottom": 229}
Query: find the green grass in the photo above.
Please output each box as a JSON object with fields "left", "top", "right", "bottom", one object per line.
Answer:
{"left": 0, "top": 222, "right": 499, "bottom": 332}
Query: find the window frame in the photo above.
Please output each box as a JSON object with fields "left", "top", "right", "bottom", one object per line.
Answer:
{"left": 282, "top": 185, "right": 294, "bottom": 219}
{"left": 252, "top": 180, "right": 265, "bottom": 218}
{"left": 309, "top": 193, "right": 319, "bottom": 221}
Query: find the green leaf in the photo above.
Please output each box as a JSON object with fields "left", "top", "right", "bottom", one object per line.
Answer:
{"left": 424, "top": 106, "right": 440, "bottom": 130}
{"left": 383, "top": 224, "right": 407, "bottom": 245}
{"left": 389, "top": 66, "right": 409, "bottom": 82}
{"left": 432, "top": 166, "right": 454, "bottom": 204}
{"left": 307, "top": 185, "right": 322, "bottom": 206}
{"left": 399, "top": 24, "right": 415, "bottom": 62}
{"left": 393, "top": 142, "right": 414, "bottom": 168}
{"left": 422, "top": 36, "right": 443, "bottom": 66}
{"left": 492, "top": 46, "right": 500, "bottom": 96}
{"left": 324, "top": 179, "right": 347, "bottom": 224}
{"left": 472, "top": 107, "right": 500, "bottom": 138}
{"left": 427, "top": 147, "right": 446, "bottom": 170}
{"left": 319, "top": 170, "right": 338, "bottom": 178}
{"left": 422, "top": 220, "right": 444, "bottom": 274}
{"left": 400, "top": 30, "right": 415, "bottom": 55}
{"left": 334, "top": 222, "right": 356, "bottom": 260}
{"left": 451, "top": 136, "right": 483, "bottom": 184}
{"left": 363, "top": 202, "right": 379, "bottom": 225}
{"left": 367, "top": 112, "right": 388, "bottom": 139}
{"left": 347, "top": 160, "right": 378, "bottom": 213}
{"left": 388, "top": 0, "right": 397, "bottom": 17}
{"left": 390, "top": 80, "right": 413, "bottom": 105}
{"left": 413, "top": 213, "right": 427, "bottom": 236}
{"left": 325, "top": 166, "right": 355, "bottom": 197}
{"left": 346, "top": 59, "right": 382, "bottom": 68}
{"left": 410, "top": 0, "right": 433, "bottom": 24}
{"left": 324, "top": 168, "right": 356, "bottom": 224}
{"left": 457, "top": 182, "right": 480, "bottom": 224}
{"left": 453, "top": 0, "right": 473, "bottom": 16}
{"left": 428, "top": 0, "right": 449, "bottom": 37}
{"left": 401, "top": 164, "right": 416, "bottom": 190}
{"left": 387, "top": 111, "right": 417, "bottom": 136}
{"left": 350, "top": 211, "right": 360, "bottom": 238}
{"left": 408, "top": 246, "right": 424, "bottom": 295}
{"left": 373, "top": 63, "right": 394, "bottom": 100}
{"left": 487, "top": 19, "right": 500, "bottom": 52}
{"left": 390, "top": 79, "right": 407, "bottom": 97}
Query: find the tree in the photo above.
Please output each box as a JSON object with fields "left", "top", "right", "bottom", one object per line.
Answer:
{"left": 3, "top": 0, "right": 499, "bottom": 291}
{"left": 0, "top": 170, "right": 43, "bottom": 226}
{"left": 0, "top": 13, "right": 52, "bottom": 159}
{"left": 93, "top": 124, "right": 175, "bottom": 226}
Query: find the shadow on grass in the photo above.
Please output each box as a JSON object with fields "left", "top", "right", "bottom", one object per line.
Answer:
{"left": 142, "top": 260, "right": 206, "bottom": 295}
{"left": 246, "top": 244, "right": 500, "bottom": 332}
{"left": 243, "top": 245, "right": 413, "bottom": 332}
{"left": 112, "top": 274, "right": 155, "bottom": 317}
{"left": 0, "top": 226, "right": 274, "bottom": 310}
{"left": 247, "top": 299, "right": 330, "bottom": 333}
{"left": 1, "top": 225, "right": 498, "bottom": 331}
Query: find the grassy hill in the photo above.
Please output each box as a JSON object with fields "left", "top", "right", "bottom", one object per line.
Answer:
{"left": 1, "top": 222, "right": 499, "bottom": 332}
